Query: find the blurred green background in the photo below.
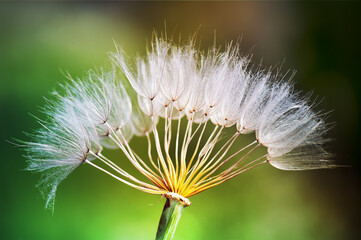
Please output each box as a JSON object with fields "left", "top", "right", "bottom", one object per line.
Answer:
{"left": 1, "top": 2, "right": 360, "bottom": 240}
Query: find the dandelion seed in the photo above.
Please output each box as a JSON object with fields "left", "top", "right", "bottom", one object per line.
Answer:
{"left": 24, "top": 99, "right": 101, "bottom": 210}
{"left": 22, "top": 33, "right": 335, "bottom": 239}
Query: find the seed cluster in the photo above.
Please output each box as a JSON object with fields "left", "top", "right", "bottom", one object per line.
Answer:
{"left": 23, "top": 35, "right": 334, "bottom": 210}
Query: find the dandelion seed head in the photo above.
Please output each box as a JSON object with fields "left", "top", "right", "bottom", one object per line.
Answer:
{"left": 23, "top": 32, "right": 335, "bottom": 210}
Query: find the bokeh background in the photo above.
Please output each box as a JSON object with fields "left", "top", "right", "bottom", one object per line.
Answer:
{"left": 1, "top": 2, "right": 360, "bottom": 240}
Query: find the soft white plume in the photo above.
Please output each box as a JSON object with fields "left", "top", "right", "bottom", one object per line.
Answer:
{"left": 267, "top": 144, "right": 334, "bottom": 170}
{"left": 25, "top": 99, "right": 101, "bottom": 210}
{"left": 24, "top": 34, "right": 335, "bottom": 211}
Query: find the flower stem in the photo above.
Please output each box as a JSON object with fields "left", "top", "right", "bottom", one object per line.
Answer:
{"left": 155, "top": 197, "right": 186, "bottom": 240}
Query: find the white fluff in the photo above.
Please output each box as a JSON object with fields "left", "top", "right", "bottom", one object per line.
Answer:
{"left": 184, "top": 55, "right": 207, "bottom": 123}
{"left": 256, "top": 81, "right": 329, "bottom": 158}
{"left": 210, "top": 52, "right": 250, "bottom": 127}
{"left": 204, "top": 46, "right": 239, "bottom": 117}
{"left": 161, "top": 44, "right": 195, "bottom": 109}
{"left": 100, "top": 124, "right": 134, "bottom": 149}
{"left": 237, "top": 71, "right": 272, "bottom": 133}
{"left": 131, "top": 100, "right": 158, "bottom": 136}
{"left": 64, "top": 70, "right": 132, "bottom": 131}
{"left": 25, "top": 34, "right": 334, "bottom": 210}
{"left": 112, "top": 39, "right": 169, "bottom": 118}
{"left": 112, "top": 37, "right": 333, "bottom": 170}
{"left": 267, "top": 144, "right": 334, "bottom": 170}
{"left": 25, "top": 100, "right": 101, "bottom": 210}
{"left": 113, "top": 39, "right": 168, "bottom": 101}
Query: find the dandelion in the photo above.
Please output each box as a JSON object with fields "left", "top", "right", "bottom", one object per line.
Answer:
{"left": 22, "top": 33, "right": 335, "bottom": 239}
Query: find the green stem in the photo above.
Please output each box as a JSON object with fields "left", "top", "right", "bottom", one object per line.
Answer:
{"left": 155, "top": 198, "right": 185, "bottom": 240}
